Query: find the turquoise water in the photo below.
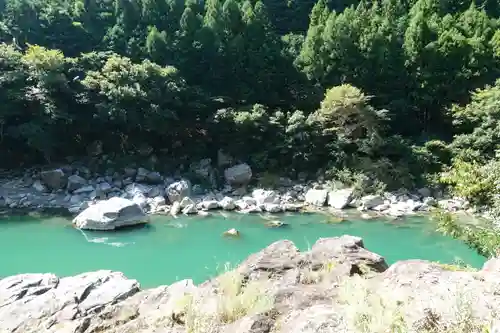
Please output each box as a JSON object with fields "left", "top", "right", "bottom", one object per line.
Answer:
{"left": 0, "top": 212, "right": 485, "bottom": 288}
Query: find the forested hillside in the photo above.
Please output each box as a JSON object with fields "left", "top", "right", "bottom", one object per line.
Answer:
{"left": 0, "top": 0, "right": 498, "bottom": 208}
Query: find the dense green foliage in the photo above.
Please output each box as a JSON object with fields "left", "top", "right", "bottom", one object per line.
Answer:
{"left": 0, "top": 0, "right": 498, "bottom": 197}
{"left": 433, "top": 210, "right": 500, "bottom": 257}
{"left": 441, "top": 80, "right": 500, "bottom": 219}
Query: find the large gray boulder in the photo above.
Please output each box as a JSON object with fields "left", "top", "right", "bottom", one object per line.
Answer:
{"left": 40, "top": 169, "right": 67, "bottom": 191}
{"left": 191, "top": 158, "right": 217, "bottom": 188}
{"left": 360, "top": 194, "right": 384, "bottom": 210}
{"left": 224, "top": 163, "right": 252, "bottom": 186}
{"left": 73, "top": 197, "right": 149, "bottom": 230}
{"left": 67, "top": 174, "right": 88, "bottom": 192}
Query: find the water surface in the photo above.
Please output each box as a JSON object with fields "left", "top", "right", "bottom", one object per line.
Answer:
{"left": 0, "top": 212, "right": 485, "bottom": 287}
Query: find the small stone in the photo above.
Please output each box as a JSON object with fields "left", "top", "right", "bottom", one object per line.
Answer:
{"left": 423, "top": 197, "right": 437, "bottom": 207}
{"left": 283, "top": 203, "right": 302, "bottom": 211}
{"left": 135, "top": 168, "right": 149, "bottom": 182}
{"left": 146, "top": 171, "right": 162, "bottom": 184}
{"left": 192, "top": 184, "right": 204, "bottom": 195}
{"left": 265, "top": 220, "right": 288, "bottom": 228}
{"left": 219, "top": 197, "right": 236, "bottom": 210}
{"left": 200, "top": 200, "right": 219, "bottom": 210}
{"left": 123, "top": 167, "right": 137, "bottom": 178}
{"left": 223, "top": 228, "right": 240, "bottom": 237}
{"left": 151, "top": 196, "right": 166, "bottom": 207}
{"left": 240, "top": 205, "right": 262, "bottom": 214}
{"left": 217, "top": 149, "right": 232, "bottom": 167}
{"left": 146, "top": 186, "right": 161, "bottom": 198}
{"left": 360, "top": 195, "right": 385, "bottom": 210}
{"left": 74, "top": 185, "right": 96, "bottom": 194}
{"left": 264, "top": 203, "right": 283, "bottom": 213}
{"left": 180, "top": 197, "right": 195, "bottom": 209}
{"left": 132, "top": 193, "right": 148, "bottom": 209}
{"left": 170, "top": 201, "right": 181, "bottom": 216}
{"left": 70, "top": 195, "right": 83, "bottom": 205}
{"left": 32, "top": 180, "right": 47, "bottom": 193}
{"left": 252, "top": 189, "right": 280, "bottom": 205}
{"left": 98, "top": 182, "right": 112, "bottom": 193}
{"left": 232, "top": 187, "right": 247, "bottom": 196}
{"left": 89, "top": 190, "right": 97, "bottom": 200}
{"left": 182, "top": 204, "right": 198, "bottom": 215}
{"left": 68, "top": 205, "right": 82, "bottom": 214}
{"left": 417, "top": 187, "right": 432, "bottom": 198}
{"left": 112, "top": 179, "right": 123, "bottom": 188}
{"left": 78, "top": 166, "right": 92, "bottom": 179}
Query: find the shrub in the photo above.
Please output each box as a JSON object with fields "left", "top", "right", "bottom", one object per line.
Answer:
{"left": 432, "top": 210, "right": 500, "bottom": 258}
{"left": 440, "top": 159, "right": 497, "bottom": 205}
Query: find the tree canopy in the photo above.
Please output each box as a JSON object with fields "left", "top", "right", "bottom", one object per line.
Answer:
{"left": 0, "top": 0, "right": 497, "bottom": 199}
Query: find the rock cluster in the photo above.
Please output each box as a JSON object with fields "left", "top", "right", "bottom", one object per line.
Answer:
{"left": 0, "top": 235, "right": 499, "bottom": 333}
{"left": 0, "top": 159, "right": 474, "bottom": 223}
{"left": 303, "top": 186, "right": 471, "bottom": 218}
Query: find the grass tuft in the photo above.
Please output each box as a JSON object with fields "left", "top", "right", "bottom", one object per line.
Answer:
{"left": 171, "top": 265, "right": 273, "bottom": 332}
{"left": 337, "top": 274, "right": 498, "bottom": 333}
{"left": 216, "top": 270, "right": 273, "bottom": 323}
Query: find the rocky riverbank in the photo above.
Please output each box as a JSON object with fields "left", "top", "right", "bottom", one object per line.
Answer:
{"left": 0, "top": 160, "right": 474, "bottom": 222}
{"left": 1, "top": 235, "right": 499, "bottom": 333}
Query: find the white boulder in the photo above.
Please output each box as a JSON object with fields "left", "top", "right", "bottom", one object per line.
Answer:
{"left": 264, "top": 203, "right": 283, "bottom": 213}
{"left": 327, "top": 188, "right": 354, "bottom": 209}
{"left": 219, "top": 197, "right": 236, "bottom": 210}
{"left": 73, "top": 197, "right": 149, "bottom": 231}
{"left": 182, "top": 204, "right": 198, "bottom": 215}
{"left": 305, "top": 189, "right": 328, "bottom": 206}
{"left": 252, "top": 189, "right": 280, "bottom": 205}
{"left": 170, "top": 201, "right": 181, "bottom": 216}
{"left": 166, "top": 180, "right": 191, "bottom": 203}
{"left": 199, "top": 200, "right": 219, "bottom": 210}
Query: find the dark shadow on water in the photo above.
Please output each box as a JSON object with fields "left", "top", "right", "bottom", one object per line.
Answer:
{"left": 78, "top": 222, "right": 155, "bottom": 235}
{"left": 0, "top": 207, "right": 73, "bottom": 221}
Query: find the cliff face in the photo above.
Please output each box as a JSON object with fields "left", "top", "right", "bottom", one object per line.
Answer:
{"left": 1, "top": 235, "right": 499, "bottom": 333}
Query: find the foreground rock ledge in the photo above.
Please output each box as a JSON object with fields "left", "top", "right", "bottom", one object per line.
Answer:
{"left": 1, "top": 235, "right": 499, "bottom": 333}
